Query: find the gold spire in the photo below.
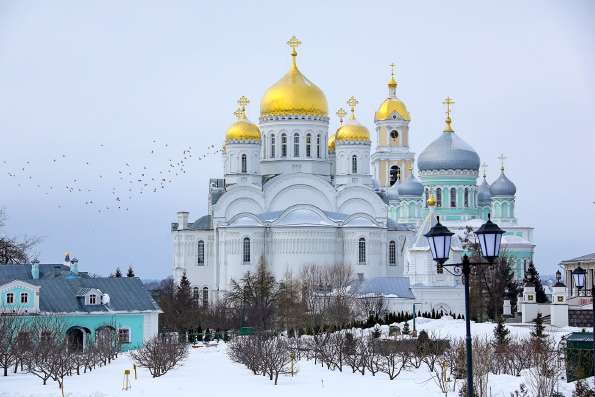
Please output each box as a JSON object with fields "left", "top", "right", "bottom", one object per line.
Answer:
{"left": 235, "top": 96, "right": 249, "bottom": 120}
{"left": 347, "top": 96, "right": 359, "bottom": 120}
{"left": 442, "top": 96, "right": 455, "bottom": 133}
{"left": 497, "top": 153, "right": 507, "bottom": 172}
{"left": 388, "top": 62, "right": 397, "bottom": 89}
{"left": 336, "top": 107, "right": 347, "bottom": 125}
{"left": 481, "top": 162, "right": 488, "bottom": 178}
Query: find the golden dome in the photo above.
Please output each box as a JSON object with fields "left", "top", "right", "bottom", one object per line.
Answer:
{"left": 225, "top": 96, "right": 261, "bottom": 143}
{"left": 260, "top": 36, "right": 328, "bottom": 117}
{"left": 375, "top": 63, "right": 411, "bottom": 122}
{"left": 327, "top": 134, "right": 336, "bottom": 152}
{"left": 427, "top": 191, "right": 437, "bottom": 207}
{"left": 335, "top": 97, "right": 370, "bottom": 142}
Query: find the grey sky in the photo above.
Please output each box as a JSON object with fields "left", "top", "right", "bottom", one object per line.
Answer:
{"left": 0, "top": 1, "right": 593, "bottom": 279}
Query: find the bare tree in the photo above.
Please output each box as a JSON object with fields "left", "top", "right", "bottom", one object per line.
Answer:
{"left": 130, "top": 336, "right": 188, "bottom": 378}
{"left": 0, "top": 209, "right": 40, "bottom": 264}
{"left": 523, "top": 337, "right": 562, "bottom": 397}
{"left": 0, "top": 315, "right": 23, "bottom": 376}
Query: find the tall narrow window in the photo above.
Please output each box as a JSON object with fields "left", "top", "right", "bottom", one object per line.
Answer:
{"left": 464, "top": 188, "right": 469, "bottom": 208}
{"left": 352, "top": 155, "right": 358, "bottom": 174}
{"left": 316, "top": 134, "right": 321, "bottom": 158}
{"left": 202, "top": 287, "right": 209, "bottom": 307}
{"left": 389, "top": 241, "right": 396, "bottom": 265}
{"left": 89, "top": 294, "right": 97, "bottom": 305}
{"left": 197, "top": 240, "right": 205, "bottom": 265}
{"left": 270, "top": 134, "right": 276, "bottom": 158}
{"left": 281, "top": 134, "right": 287, "bottom": 157}
{"left": 450, "top": 187, "right": 457, "bottom": 208}
{"left": 425, "top": 188, "right": 430, "bottom": 208}
{"left": 389, "top": 165, "right": 401, "bottom": 186}
{"left": 306, "top": 133, "right": 311, "bottom": 157}
{"left": 436, "top": 188, "right": 442, "bottom": 207}
{"left": 241, "top": 154, "right": 247, "bottom": 173}
{"left": 293, "top": 133, "right": 300, "bottom": 157}
{"left": 20, "top": 293, "right": 28, "bottom": 304}
{"left": 6, "top": 293, "right": 14, "bottom": 304}
{"left": 358, "top": 238, "right": 366, "bottom": 264}
{"left": 243, "top": 237, "right": 251, "bottom": 263}
{"left": 263, "top": 134, "right": 266, "bottom": 158}
{"left": 193, "top": 287, "right": 199, "bottom": 302}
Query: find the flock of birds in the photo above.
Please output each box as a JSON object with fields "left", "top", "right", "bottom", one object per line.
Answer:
{"left": 2, "top": 140, "right": 223, "bottom": 213}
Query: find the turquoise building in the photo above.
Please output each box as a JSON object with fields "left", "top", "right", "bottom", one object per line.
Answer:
{"left": 0, "top": 254, "right": 160, "bottom": 351}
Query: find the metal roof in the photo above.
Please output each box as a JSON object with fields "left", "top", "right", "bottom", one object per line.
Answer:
{"left": 561, "top": 253, "right": 595, "bottom": 263}
{"left": 353, "top": 276, "right": 416, "bottom": 299}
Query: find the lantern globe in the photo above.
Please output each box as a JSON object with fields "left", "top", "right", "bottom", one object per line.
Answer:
{"left": 474, "top": 213, "right": 505, "bottom": 263}
{"left": 572, "top": 266, "right": 586, "bottom": 290}
{"left": 424, "top": 216, "right": 454, "bottom": 265}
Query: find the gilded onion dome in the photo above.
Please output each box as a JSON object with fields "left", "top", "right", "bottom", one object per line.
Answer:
{"left": 335, "top": 97, "right": 371, "bottom": 142}
{"left": 260, "top": 36, "right": 328, "bottom": 117}
{"left": 225, "top": 96, "right": 261, "bottom": 143}
{"left": 374, "top": 63, "right": 411, "bottom": 122}
{"left": 327, "top": 134, "right": 336, "bottom": 153}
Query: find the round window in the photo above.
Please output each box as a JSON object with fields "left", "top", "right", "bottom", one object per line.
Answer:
{"left": 390, "top": 130, "right": 399, "bottom": 140}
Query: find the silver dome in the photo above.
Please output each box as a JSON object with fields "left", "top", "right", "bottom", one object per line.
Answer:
{"left": 397, "top": 174, "right": 424, "bottom": 196}
{"left": 490, "top": 171, "right": 516, "bottom": 196}
{"left": 418, "top": 132, "right": 480, "bottom": 171}
{"left": 477, "top": 176, "right": 492, "bottom": 204}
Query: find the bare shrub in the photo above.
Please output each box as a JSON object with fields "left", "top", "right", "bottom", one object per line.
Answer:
{"left": 523, "top": 337, "right": 562, "bottom": 397}
{"left": 130, "top": 336, "right": 188, "bottom": 378}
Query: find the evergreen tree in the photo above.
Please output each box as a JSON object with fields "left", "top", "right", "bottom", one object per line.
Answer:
{"left": 402, "top": 321, "right": 410, "bottom": 335}
{"left": 524, "top": 262, "right": 549, "bottom": 303}
{"left": 114, "top": 267, "right": 122, "bottom": 277}
{"left": 126, "top": 266, "right": 135, "bottom": 277}
{"left": 493, "top": 316, "right": 511, "bottom": 347}
{"left": 372, "top": 326, "right": 381, "bottom": 338}
{"left": 530, "top": 312, "right": 546, "bottom": 339}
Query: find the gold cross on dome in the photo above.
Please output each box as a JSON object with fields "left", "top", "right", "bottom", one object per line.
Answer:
{"left": 498, "top": 153, "right": 507, "bottom": 171}
{"left": 481, "top": 162, "right": 488, "bottom": 178}
{"left": 336, "top": 108, "right": 347, "bottom": 125}
{"left": 347, "top": 96, "right": 359, "bottom": 119}
{"left": 287, "top": 35, "right": 301, "bottom": 55}
{"left": 237, "top": 96, "right": 249, "bottom": 109}
{"left": 389, "top": 63, "right": 396, "bottom": 78}
{"left": 233, "top": 108, "right": 244, "bottom": 120}
{"left": 442, "top": 96, "right": 455, "bottom": 132}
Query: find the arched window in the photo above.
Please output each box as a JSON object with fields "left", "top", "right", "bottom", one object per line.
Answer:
{"left": 197, "top": 240, "right": 205, "bottom": 265}
{"left": 436, "top": 188, "right": 442, "bottom": 207}
{"left": 389, "top": 165, "right": 401, "bottom": 186}
{"left": 306, "top": 133, "right": 311, "bottom": 157}
{"left": 464, "top": 188, "right": 469, "bottom": 208}
{"left": 390, "top": 130, "right": 399, "bottom": 142}
{"left": 270, "top": 134, "right": 276, "bottom": 158}
{"left": 281, "top": 134, "right": 287, "bottom": 157}
{"left": 316, "top": 134, "right": 321, "bottom": 158}
{"left": 293, "top": 133, "right": 300, "bottom": 157}
{"left": 352, "top": 155, "right": 358, "bottom": 174}
{"left": 450, "top": 187, "right": 457, "bottom": 208}
{"left": 241, "top": 154, "right": 247, "bottom": 173}
{"left": 202, "top": 287, "right": 209, "bottom": 307}
{"left": 389, "top": 241, "right": 396, "bottom": 265}
{"left": 193, "top": 287, "right": 199, "bottom": 302}
{"left": 20, "top": 292, "right": 28, "bottom": 303}
{"left": 243, "top": 237, "right": 251, "bottom": 263}
{"left": 6, "top": 293, "right": 14, "bottom": 304}
{"left": 358, "top": 238, "right": 366, "bottom": 264}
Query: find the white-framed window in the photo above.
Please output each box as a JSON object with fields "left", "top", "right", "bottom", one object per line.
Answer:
{"left": 358, "top": 238, "right": 366, "bottom": 264}
{"left": 293, "top": 133, "right": 300, "bottom": 157}
{"left": 6, "top": 293, "right": 14, "bottom": 304}
{"left": 281, "top": 134, "right": 287, "bottom": 157}
{"left": 389, "top": 241, "right": 396, "bottom": 265}
{"left": 20, "top": 292, "right": 28, "bottom": 304}
{"left": 450, "top": 187, "right": 457, "bottom": 208}
{"left": 89, "top": 294, "right": 97, "bottom": 305}
{"left": 316, "top": 134, "right": 321, "bottom": 158}
{"left": 352, "top": 155, "right": 358, "bottom": 174}
{"left": 118, "top": 328, "right": 130, "bottom": 344}
{"left": 241, "top": 154, "right": 247, "bottom": 173}
{"left": 243, "top": 237, "right": 251, "bottom": 263}
{"left": 306, "top": 133, "right": 311, "bottom": 157}
{"left": 193, "top": 287, "right": 199, "bottom": 302}
{"left": 436, "top": 188, "right": 442, "bottom": 207}
{"left": 464, "top": 188, "right": 469, "bottom": 208}
{"left": 270, "top": 134, "right": 276, "bottom": 158}
{"left": 202, "top": 287, "right": 209, "bottom": 307}
{"left": 197, "top": 240, "right": 205, "bottom": 265}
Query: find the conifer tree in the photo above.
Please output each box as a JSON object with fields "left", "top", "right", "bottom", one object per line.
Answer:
{"left": 402, "top": 321, "right": 410, "bottom": 335}
{"left": 126, "top": 266, "right": 135, "bottom": 277}
{"left": 493, "top": 316, "right": 511, "bottom": 347}
{"left": 114, "top": 267, "right": 122, "bottom": 278}
{"left": 531, "top": 312, "right": 546, "bottom": 339}
{"left": 524, "top": 262, "right": 549, "bottom": 303}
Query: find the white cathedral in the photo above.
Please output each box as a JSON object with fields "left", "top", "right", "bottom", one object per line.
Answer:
{"left": 172, "top": 37, "right": 535, "bottom": 315}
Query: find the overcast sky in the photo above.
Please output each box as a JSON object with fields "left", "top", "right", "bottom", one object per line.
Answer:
{"left": 0, "top": 1, "right": 593, "bottom": 279}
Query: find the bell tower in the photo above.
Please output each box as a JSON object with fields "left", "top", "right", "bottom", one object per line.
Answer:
{"left": 371, "top": 63, "right": 415, "bottom": 188}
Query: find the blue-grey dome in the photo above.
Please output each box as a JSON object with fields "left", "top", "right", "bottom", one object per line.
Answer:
{"left": 386, "top": 184, "right": 400, "bottom": 201}
{"left": 490, "top": 171, "right": 516, "bottom": 196}
{"left": 397, "top": 175, "right": 424, "bottom": 196}
{"left": 477, "top": 177, "right": 492, "bottom": 204}
{"left": 418, "top": 132, "right": 480, "bottom": 172}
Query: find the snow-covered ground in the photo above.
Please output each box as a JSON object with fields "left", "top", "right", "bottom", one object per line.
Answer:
{"left": 0, "top": 318, "right": 588, "bottom": 397}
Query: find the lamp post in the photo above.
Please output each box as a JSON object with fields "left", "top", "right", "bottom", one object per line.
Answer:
{"left": 425, "top": 214, "right": 504, "bottom": 397}
{"left": 572, "top": 265, "right": 594, "bottom": 378}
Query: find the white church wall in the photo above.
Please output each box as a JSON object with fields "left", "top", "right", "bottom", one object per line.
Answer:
{"left": 264, "top": 173, "right": 337, "bottom": 212}
{"left": 336, "top": 185, "right": 387, "bottom": 221}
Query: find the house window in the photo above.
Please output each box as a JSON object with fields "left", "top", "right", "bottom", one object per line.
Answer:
{"left": 389, "top": 241, "right": 396, "bottom": 265}
{"left": 193, "top": 287, "right": 199, "bottom": 302}
{"left": 197, "top": 240, "right": 205, "bottom": 265}
{"left": 6, "top": 293, "right": 14, "bottom": 304}
{"left": 281, "top": 134, "right": 287, "bottom": 157}
{"left": 450, "top": 187, "right": 457, "bottom": 208}
{"left": 118, "top": 328, "right": 130, "bottom": 343}
{"left": 358, "top": 238, "right": 366, "bottom": 264}
{"left": 464, "top": 188, "right": 469, "bottom": 208}
{"left": 293, "top": 133, "right": 300, "bottom": 157}
{"left": 306, "top": 133, "right": 311, "bottom": 157}
{"left": 436, "top": 188, "right": 442, "bottom": 207}
{"left": 389, "top": 165, "right": 400, "bottom": 186}
{"left": 270, "top": 134, "right": 276, "bottom": 158}
{"left": 202, "top": 287, "right": 209, "bottom": 307}
{"left": 316, "top": 134, "right": 321, "bottom": 158}
{"left": 20, "top": 293, "right": 28, "bottom": 304}
{"left": 89, "top": 294, "right": 97, "bottom": 305}
{"left": 243, "top": 237, "right": 251, "bottom": 263}
{"left": 352, "top": 155, "right": 358, "bottom": 174}
{"left": 241, "top": 154, "right": 247, "bottom": 173}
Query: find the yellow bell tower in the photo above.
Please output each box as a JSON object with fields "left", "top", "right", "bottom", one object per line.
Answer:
{"left": 371, "top": 63, "right": 415, "bottom": 188}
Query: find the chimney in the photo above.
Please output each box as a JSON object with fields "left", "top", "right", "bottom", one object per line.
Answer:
{"left": 64, "top": 251, "right": 71, "bottom": 268}
{"left": 70, "top": 257, "right": 79, "bottom": 275}
{"left": 31, "top": 259, "right": 40, "bottom": 280}
{"left": 177, "top": 211, "right": 189, "bottom": 230}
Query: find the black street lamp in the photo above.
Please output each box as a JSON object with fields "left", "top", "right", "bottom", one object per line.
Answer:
{"left": 572, "top": 265, "right": 594, "bottom": 379}
{"left": 572, "top": 266, "right": 586, "bottom": 296}
{"left": 425, "top": 214, "right": 505, "bottom": 397}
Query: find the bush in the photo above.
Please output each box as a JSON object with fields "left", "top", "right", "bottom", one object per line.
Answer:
{"left": 130, "top": 337, "right": 188, "bottom": 377}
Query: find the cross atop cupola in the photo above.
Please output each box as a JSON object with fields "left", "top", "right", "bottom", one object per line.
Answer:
{"left": 442, "top": 96, "right": 455, "bottom": 133}
{"left": 287, "top": 35, "right": 301, "bottom": 56}
{"left": 336, "top": 107, "right": 347, "bottom": 125}
{"left": 347, "top": 96, "right": 359, "bottom": 120}
{"left": 498, "top": 153, "right": 507, "bottom": 171}
{"left": 481, "top": 162, "right": 488, "bottom": 178}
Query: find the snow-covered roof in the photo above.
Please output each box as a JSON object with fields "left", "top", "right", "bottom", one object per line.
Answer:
{"left": 353, "top": 276, "right": 415, "bottom": 299}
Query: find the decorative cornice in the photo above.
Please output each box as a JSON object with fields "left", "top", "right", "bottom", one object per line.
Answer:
{"left": 419, "top": 169, "right": 479, "bottom": 178}
{"left": 259, "top": 114, "right": 329, "bottom": 123}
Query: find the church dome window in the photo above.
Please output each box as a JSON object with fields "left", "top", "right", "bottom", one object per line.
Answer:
{"left": 436, "top": 188, "right": 442, "bottom": 207}
{"left": 464, "top": 188, "right": 470, "bottom": 208}
{"left": 358, "top": 238, "right": 366, "bottom": 264}
{"left": 293, "top": 133, "right": 300, "bottom": 157}
{"left": 241, "top": 154, "right": 247, "bottom": 173}
{"left": 270, "top": 134, "right": 276, "bottom": 158}
{"left": 281, "top": 134, "right": 287, "bottom": 157}
{"left": 306, "top": 134, "right": 311, "bottom": 157}
{"left": 352, "top": 155, "right": 358, "bottom": 174}
{"left": 316, "top": 134, "right": 321, "bottom": 158}
{"left": 450, "top": 187, "right": 457, "bottom": 208}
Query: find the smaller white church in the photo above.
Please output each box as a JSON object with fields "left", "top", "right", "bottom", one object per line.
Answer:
{"left": 171, "top": 37, "right": 535, "bottom": 316}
